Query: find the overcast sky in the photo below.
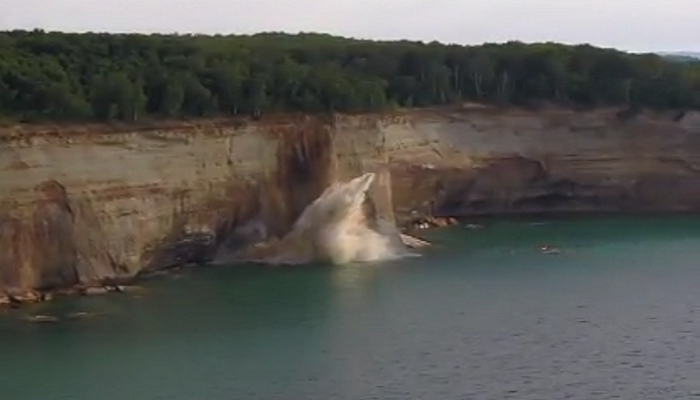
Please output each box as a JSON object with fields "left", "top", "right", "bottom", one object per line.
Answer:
{"left": 1, "top": 0, "right": 698, "bottom": 52}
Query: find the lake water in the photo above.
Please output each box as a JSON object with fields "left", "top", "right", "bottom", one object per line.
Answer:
{"left": 2, "top": 216, "right": 700, "bottom": 400}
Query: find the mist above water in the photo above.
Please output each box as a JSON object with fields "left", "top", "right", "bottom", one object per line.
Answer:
{"left": 236, "top": 172, "right": 411, "bottom": 265}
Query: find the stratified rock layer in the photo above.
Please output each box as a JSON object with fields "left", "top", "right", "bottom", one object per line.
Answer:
{"left": 386, "top": 107, "right": 700, "bottom": 224}
{"left": 1, "top": 106, "right": 699, "bottom": 294}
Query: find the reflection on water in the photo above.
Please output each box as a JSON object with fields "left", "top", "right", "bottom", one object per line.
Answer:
{"left": 331, "top": 264, "right": 379, "bottom": 291}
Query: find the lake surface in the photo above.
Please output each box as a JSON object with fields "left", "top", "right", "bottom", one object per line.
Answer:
{"left": 2, "top": 216, "right": 700, "bottom": 400}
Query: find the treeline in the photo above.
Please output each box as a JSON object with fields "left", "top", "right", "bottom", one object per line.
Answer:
{"left": 0, "top": 29, "right": 699, "bottom": 122}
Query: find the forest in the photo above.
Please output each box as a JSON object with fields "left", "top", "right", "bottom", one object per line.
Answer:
{"left": 0, "top": 29, "right": 699, "bottom": 122}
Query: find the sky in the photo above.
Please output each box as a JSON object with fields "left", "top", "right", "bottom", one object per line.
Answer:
{"left": 1, "top": 0, "right": 699, "bottom": 52}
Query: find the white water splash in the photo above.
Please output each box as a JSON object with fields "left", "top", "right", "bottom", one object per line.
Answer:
{"left": 238, "top": 172, "right": 413, "bottom": 265}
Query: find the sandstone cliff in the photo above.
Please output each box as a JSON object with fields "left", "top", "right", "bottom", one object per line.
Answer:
{"left": 1, "top": 106, "right": 699, "bottom": 298}
{"left": 386, "top": 107, "right": 700, "bottom": 224}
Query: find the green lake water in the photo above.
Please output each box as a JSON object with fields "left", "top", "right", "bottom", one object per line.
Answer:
{"left": 2, "top": 216, "right": 700, "bottom": 399}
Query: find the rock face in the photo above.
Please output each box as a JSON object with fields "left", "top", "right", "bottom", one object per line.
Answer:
{"left": 1, "top": 106, "right": 699, "bottom": 294}
{"left": 386, "top": 107, "right": 700, "bottom": 224}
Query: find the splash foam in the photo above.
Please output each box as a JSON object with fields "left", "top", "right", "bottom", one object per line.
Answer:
{"left": 238, "top": 172, "right": 412, "bottom": 265}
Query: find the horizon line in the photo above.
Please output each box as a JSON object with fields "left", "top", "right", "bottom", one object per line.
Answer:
{"left": 2, "top": 27, "right": 698, "bottom": 55}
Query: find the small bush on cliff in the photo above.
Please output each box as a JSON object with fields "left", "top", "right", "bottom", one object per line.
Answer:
{"left": 0, "top": 30, "right": 699, "bottom": 121}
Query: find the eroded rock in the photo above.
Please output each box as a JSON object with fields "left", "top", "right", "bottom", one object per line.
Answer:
{"left": 5, "top": 289, "right": 42, "bottom": 304}
{"left": 2, "top": 107, "right": 700, "bottom": 298}
{"left": 410, "top": 215, "right": 459, "bottom": 230}
{"left": 400, "top": 234, "right": 431, "bottom": 249}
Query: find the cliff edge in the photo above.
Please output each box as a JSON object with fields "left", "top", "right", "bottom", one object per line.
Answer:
{"left": 1, "top": 106, "right": 700, "bottom": 299}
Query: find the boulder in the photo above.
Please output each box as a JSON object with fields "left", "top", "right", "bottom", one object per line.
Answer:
{"left": 81, "top": 286, "right": 110, "bottom": 296}
{"left": 5, "top": 289, "right": 41, "bottom": 304}
{"left": 400, "top": 234, "right": 431, "bottom": 249}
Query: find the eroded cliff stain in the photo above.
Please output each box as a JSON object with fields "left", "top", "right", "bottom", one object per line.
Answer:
{"left": 0, "top": 181, "right": 80, "bottom": 292}
{"left": 268, "top": 117, "right": 334, "bottom": 236}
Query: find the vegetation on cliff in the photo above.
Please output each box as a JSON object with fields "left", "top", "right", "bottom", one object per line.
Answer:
{"left": 1, "top": 30, "right": 699, "bottom": 121}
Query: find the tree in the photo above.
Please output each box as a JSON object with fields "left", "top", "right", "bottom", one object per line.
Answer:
{"left": 181, "top": 74, "right": 215, "bottom": 117}
{"left": 160, "top": 80, "right": 185, "bottom": 117}
{"left": 0, "top": 29, "right": 697, "bottom": 122}
{"left": 207, "top": 64, "right": 246, "bottom": 115}
{"left": 88, "top": 73, "right": 145, "bottom": 121}
{"left": 42, "top": 84, "right": 91, "bottom": 119}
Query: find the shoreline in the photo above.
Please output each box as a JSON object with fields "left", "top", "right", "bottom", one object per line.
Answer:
{"left": 0, "top": 230, "right": 434, "bottom": 310}
{"left": 4, "top": 209, "right": 700, "bottom": 311}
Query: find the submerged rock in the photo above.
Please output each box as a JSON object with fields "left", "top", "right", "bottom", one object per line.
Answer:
{"left": 24, "top": 315, "right": 60, "bottom": 323}
{"left": 67, "top": 311, "right": 98, "bottom": 319}
{"left": 400, "top": 234, "right": 431, "bottom": 249}
{"left": 117, "top": 285, "right": 145, "bottom": 294}
{"left": 81, "top": 287, "right": 110, "bottom": 296}
{"left": 78, "top": 284, "right": 144, "bottom": 296}
{"left": 538, "top": 245, "right": 561, "bottom": 255}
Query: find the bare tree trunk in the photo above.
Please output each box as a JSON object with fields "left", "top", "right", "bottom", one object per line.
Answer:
{"left": 472, "top": 73, "right": 482, "bottom": 98}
